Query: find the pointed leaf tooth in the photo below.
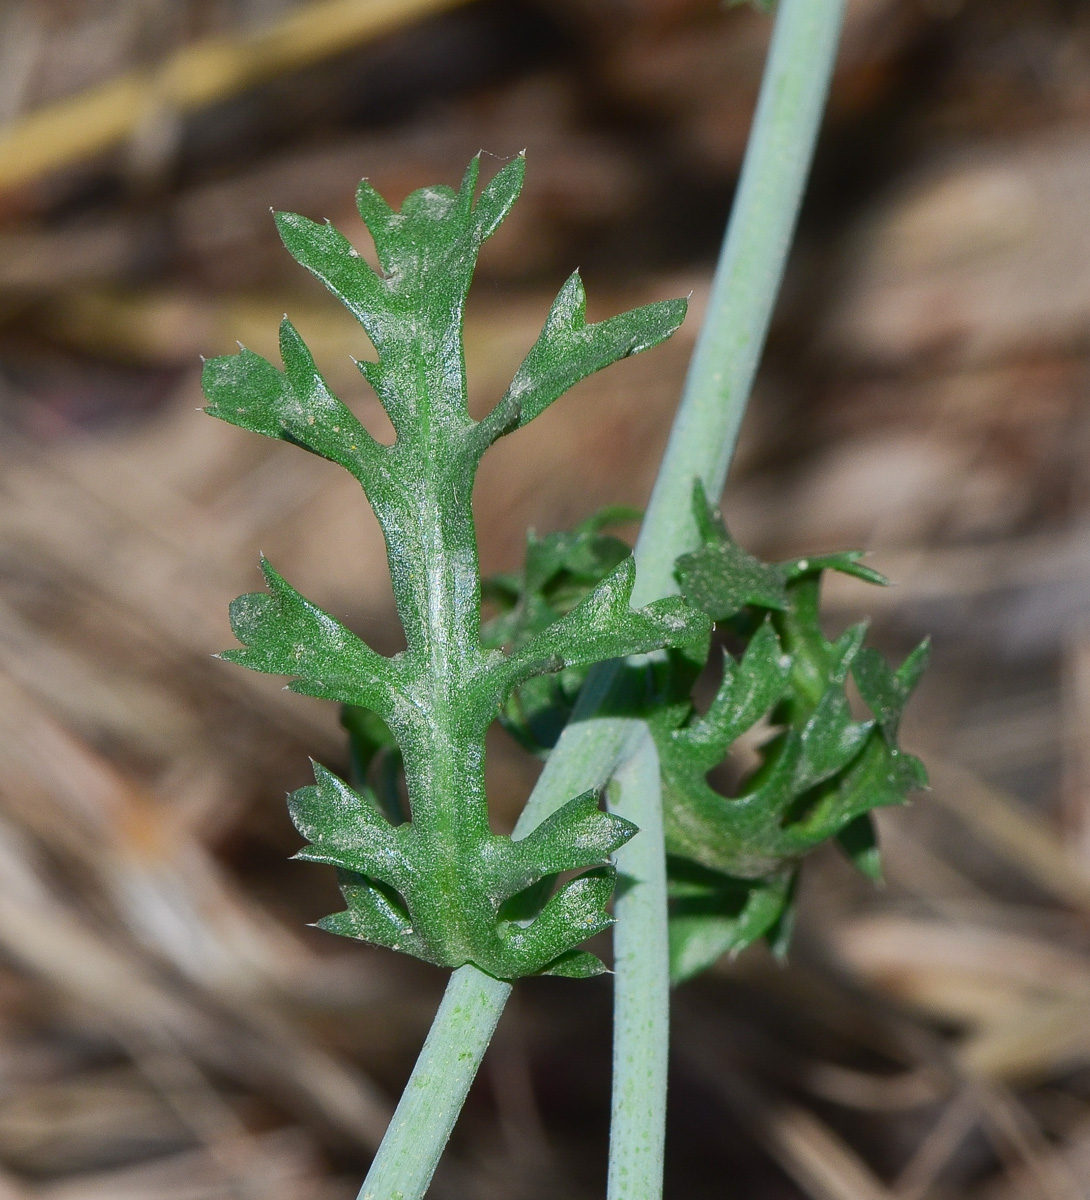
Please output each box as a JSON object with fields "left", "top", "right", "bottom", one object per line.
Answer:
{"left": 854, "top": 638, "right": 927, "bottom": 740}
{"left": 553, "top": 269, "right": 587, "bottom": 325}
{"left": 288, "top": 763, "right": 409, "bottom": 886}
{"left": 318, "top": 873, "right": 429, "bottom": 959}
{"left": 274, "top": 211, "right": 392, "bottom": 347}
{"left": 678, "top": 621, "right": 790, "bottom": 764}
{"left": 690, "top": 478, "right": 721, "bottom": 544}
{"left": 784, "top": 549, "right": 889, "bottom": 587}
{"left": 290, "top": 761, "right": 385, "bottom": 835}
{"left": 473, "top": 154, "right": 525, "bottom": 241}
{"left": 505, "top": 866, "right": 618, "bottom": 976}
{"left": 203, "top": 332, "right": 386, "bottom": 497}
{"left": 354, "top": 355, "right": 411, "bottom": 434}
{"left": 455, "top": 155, "right": 480, "bottom": 219}
{"left": 497, "top": 556, "right": 709, "bottom": 698}
{"left": 780, "top": 734, "right": 925, "bottom": 855}
{"left": 477, "top": 274, "right": 687, "bottom": 448}
{"left": 830, "top": 622, "right": 868, "bottom": 682}
{"left": 202, "top": 346, "right": 291, "bottom": 439}
{"left": 791, "top": 685, "right": 871, "bottom": 794}
{"left": 852, "top": 647, "right": 900, "bottom": 726}
{"left": 896, "top": 637, "right": 931, "bottom": 692}
{"left": 539, "top": 949, "right": 609, "bottom": 978}
{"left": 276, "top": 319, "right": 388, "bottom": 484}
{"left": 354, "top": 179, "right": 397, "bottom": 271}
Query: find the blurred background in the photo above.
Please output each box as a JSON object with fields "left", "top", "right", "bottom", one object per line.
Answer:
{"left": 0, "top": 0, "right": 1088, "bottom": 1196}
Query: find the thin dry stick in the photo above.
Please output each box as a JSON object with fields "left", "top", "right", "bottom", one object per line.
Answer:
{"left": 891, "top": 1088, "right": 978, "bottom": 1200}
{"left": 0, "top": 0, "right": 472, "bottom": 196}
{"left": 684, "top": 1055, "right": 897, "bottom": 1200}
{"left": 972, "top": 1084, "right": 1084, "bottom": 1200}
{"left": 119, "top": 1029, "right": 269, "bottom": 1200}
{"left": 973, "top": 1114, "right": 1090, "bottom": 1200}
{"left": 926, "top": 757, "right": 1090, "bottom": 914}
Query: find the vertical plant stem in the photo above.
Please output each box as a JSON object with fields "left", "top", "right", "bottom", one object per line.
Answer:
{"left": 358, "top": 0, "right": 846, "bottom": 1195}
{"left": 630, "top": 0, "right": 847, "bottom": 609}
{"left": 607, "top": 731, "right": 669, "bottom": 1200}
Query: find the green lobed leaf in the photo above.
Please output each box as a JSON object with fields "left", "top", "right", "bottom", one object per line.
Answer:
{"left": 501, "top": 866, "right": 619, "bottom": 976}
{"left": 288, "top": 762, "right": 410, "bottom": 889}
{"left": 852, "top": 640, "right": 930, "bottom": 742}
{"left": 497, "top": 789, "right": 637, "bottom": 894}
{"left": 498, "top": 555, "right": 710, "bottom": 702}
{"left": 477, "top": 485, "right": 926, "bottom": 978}
{"left": 667, "top": 863, "right": 794, "bottom": 984}
{"left": 477, "top": 485, "right": 927, "bottom": 981}
{"left": 291, "top": 762, "right": 636, "bottom": 979}
{"left": 538, "top": 949, "right": 612, "bottom": 979}
{"left": 672, "top": 620, "right": 791, "bottom": 766}
{"left": 207, "top": 159, "right": 695, "bottom": 978}
{"left": 317, "top": 871, "right": 428, "bottom": 960}
{"left": 221, "top": 558, "right": 409, "bottom": 722}
{"left": 654, "top": 486, "right": 927, "bottom": 976}
{"left": 675, "top": 524, "right": 788, "bottom": 623}
{"left": 274, "top": 212, "right": 395, "bottom": 353}
{"left": 202, "top": 321, "right": 387, "bottom": 495}
{"left": 481, "top": 507, "right": 639, "bottom": 753}
{"left": 476, "top": 273, "right": 687, "bottom": 449}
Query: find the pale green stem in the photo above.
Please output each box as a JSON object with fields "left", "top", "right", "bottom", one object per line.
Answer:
{"left": 357, "top": 965, "right": 510, "bottom": 1200}
{"left": 357, "top": 0, "right": 846, "bottom": 1194}
{"left": 357, "top": 717, "right": 647, "bottom": 1200}
{"left": 612, "top": 3, "right": 846, "bottom": 1195}
{"left": 630, "top": 0, "right": 847, "bottom": 608}
{"left": 607, "top": 731, "right": 668, "bottom": 1200}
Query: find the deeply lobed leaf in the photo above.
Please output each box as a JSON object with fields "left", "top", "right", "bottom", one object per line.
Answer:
{"left": 498, "top": 556, "right": 709, "bottom": 702}
{"left": 477, "top": 272, "right": 687, "bottom": 448}
{"left": 658, "top": 488, "right": 927, "bottom": 980}
{"left": 206, "top": 158, "right": 694, "bottom": 979}
{"left": 479, "top": 486, "right": 928, "bottom": 983}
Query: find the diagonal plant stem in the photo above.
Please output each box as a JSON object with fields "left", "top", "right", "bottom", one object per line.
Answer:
{"left": 357, "top": 0, "right": 846, "bottom": 1195}
{"left": 609, "top": 2, "right": 846, "bottom": 1194}
{"left": 607, "top": 729, "right": 669, "bottom": 1200}
{"left": 357, "top": 965, "right": 511, "bottom": 1200}
{"left": 631, "top": 0, "right": 847, "bottom": 607}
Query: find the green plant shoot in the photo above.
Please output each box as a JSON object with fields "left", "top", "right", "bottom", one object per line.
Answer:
{"left": 202, "top": 156, "right": 708, "bottom": 981}
{"left": 658, "top": 486, "right": 928, "bottom": 980}
{"left": 489, "top": 484, "right": 928, "bottom": 983}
